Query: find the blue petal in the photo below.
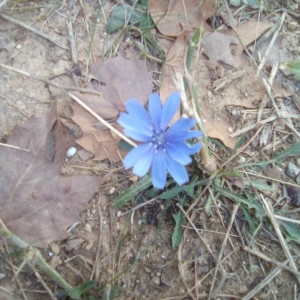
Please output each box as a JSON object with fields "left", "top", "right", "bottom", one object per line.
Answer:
{"left": 118, "top": 113, "right": 152, "bottom": 136}
{"left": 125, "top": 99, "right": 152, "bottom": 132}
{"left": 123, "top": 143, "right": 153, "bottom": 169}
{"left": 148, "top": 93, "right": 162, "bottom": 131}
{"left": 165, "top": 142, "right": 197, "bottom": 165}
{"left": 132, "top": 148, "right": 154, "bottom": 177}
{"left": 165, "top": 118, "right": 201, "bottom": 140}
{"left": 151, "top": 149, "right": 167, "bottom": 189}
{"left": 160, "top": 92, "right": 180, "bottom": 130}
{"left": 124, "top": 128, "right": 153, "bottom": 142}
{"left": 165, "top": 156, "right": 189, "bottom": 186}
{"left": 165, "top": 131, "right": 202, "bottom": 142}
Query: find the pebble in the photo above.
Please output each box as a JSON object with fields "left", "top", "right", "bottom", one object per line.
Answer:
{"left": 287, "top": 186, "right": 300, "bottom": 206}
{"left": 287, "top": 22, "right": 298, "bottom": 31}
{"left": 152, "top": 276, "right": 161, "bottom": 286}
{"left": 16, "top": 44, "right": 21, "bottom": 49}
{"left": 66, "top": 147, "right": 77, "bottom": 158}
{"left": 286, "top": 162, "right": 300, "bottom": 178}
{"left": 85, "top": 223, "right": 92, "bottom": 233}
{"left": 228, "top": 126, "right": 234, "bottom": 133}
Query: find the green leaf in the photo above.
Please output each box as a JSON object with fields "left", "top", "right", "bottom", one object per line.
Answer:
{"left": 234, "top": 133, "right": 246, "bottom": 150}
{"left": 273, "top": 142, "right": 300, "bottom": 160}
{"left": 106, "top": 4, "right": 144, "bottom": 34}
{"left": 109, "top": 285, "right": 121, "bottom": 299}
{"left": 172, "top": 210, "right": 185, "bottom": 249}
{"left": 112, "top": 175, "right": 152, "bottom": 208}
{"left": 280, "top": 220, "right": 300, "bottom": 244}
{"left": 230, "top": 0, "right": 241, "bottom": 5}
{"left": 240, "top": 204, "right": 257, "bottom": 233}
{"left": 158, "top": 185, "right": 192, "bottom": 200}
{"left": 68, "top": 281, "right": 97, "bottom": 299}
{"left": 244, "top": 180, "right": 273, "bottom": 192}
{"left": 213, "top": 185, "right": 265, "bottom": 217}
{"left": 118, "top": 139, "right": 134, "bottom": 151}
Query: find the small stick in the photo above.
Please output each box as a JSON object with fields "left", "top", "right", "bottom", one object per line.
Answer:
{"left": 256, "top": 13, "right": 286, "bottom": 77}
{"left": 274, "top": 214, "right": 300, "bottom": 225}
{"left": 241, "top": 263, "right": 286, "bottom": 300}
{"left": 230, "top": 113, "right": 300, "bottom": 137}
{"left": 257, "top": 62, "right": 278, "bottom": 122}
{"left": 67, "top": 91, "right": 137, "bottom": 148}
{"left": 0, "top": 0, "right": 9, "bottom": 10}
{"left": 1, "top": 63, "right": 104, "bottom": 96}
{"left": 239, "top": 170, "right": 300, "bottom": 188}
{"left": 66, "top": 18, "right": 78, "bottom": 64}
{"left": 0, "top": 142, "right": 30, "bottom": 152}
{"left": 244, "top": 246, "right": 300, "bottom": 277}
{"left": 30, "top": 265, "right": 57, "bottom": 300}
{"left": 260, "top": 195, "right": 300, "bottom": 284}
{"left": 0, "top": 13, "right": 69, "bottom": 49}
{"left": 208, "top": 204, "right": 239, "bottom": 300}
{"left": 0, "top": 218, "right": 73, "bottom": 292}
{"left": 262, "top": 78, "right": 300, "bottom": 139}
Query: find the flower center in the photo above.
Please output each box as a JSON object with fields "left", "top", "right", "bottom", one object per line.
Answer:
{"left": 151, "top": 129, "right": 166, "bottom": 151}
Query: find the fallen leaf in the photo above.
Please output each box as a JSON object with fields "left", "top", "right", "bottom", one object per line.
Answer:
{"left": 72, "top": 101, "right": 127, "bottom": 162}
{"left": 149, "top": 0, "right": 214, "bottom": 37}
{"left": 160, "top": 32, "right": 188, "bottom": 103}
{"left": 202, "top": 31, "right": 240, "bottom": 69}
{"left": 226, "top": 20, "right": 274, "bottom": 55}
{"left": 71, "top": 56, "right": 153, "bottom": 161}
{"left": 194, "top": 51, "right": 293, "bottom": 148}
{"left": 0, "top": 107, "right": 102, "bottom": 248}
{"left": 89, "top": 56, "right": 153, "bottom": 109}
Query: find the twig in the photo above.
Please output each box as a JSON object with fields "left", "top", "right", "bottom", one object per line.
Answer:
{"left": 238, "top": 170, "right": 300, "bottom": 188}
{"left": 1, "top": 63, "right": 104, "bottom": 96}
{"left": 90, "top": 193, "right": 104, "bottom": 281}
{"left": 260, "top": 195, "right": 300, "bottom": 284}
{"left": 262, "top": 78, "right": 300, "bottom": 139}
{"left": 274, "top": 214, "right": 300, "bottom": 225}
{"left": 30, "top": 264, "right": 57, "bottom": 300}
{"left": 242, "top": 264, "right": 285, "bottom": 300}
{"left": 0, "top": 218, "right": 73, "bottom": 292}
{"left": 230, "top": 113, "right": 300, "bottom": 138}
{"left": 0, "top": 13, "right": 69, "bottom": 49}
{"left": 244, "top": 246, "right": 300, "bottom": 277}
{"left": 67, "top": 91, "right": 137, "bottom": 147}
{"left": 257, "top": 62, "right": 278, "bottom": 122}
{"left": 0, "top": 0, "right": 9, "bottom": 10}
{"left": 66, "top": 18, "right": 78, "bottom": 64}
{"left": 0, "top": 142, "right": 30, "bottom": 152}
{"left": 256, "top": 13, "right": 286, "bottom": 77}
{"left": 208, "top": 204, "right": 239, "bottom": 300}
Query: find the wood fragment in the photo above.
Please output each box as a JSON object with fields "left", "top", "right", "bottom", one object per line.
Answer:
{"left": 213, "top": 69, "right": 247, "bottom": 91}
{"left": 0, "top": 13, "right": 69, "bottom": 49}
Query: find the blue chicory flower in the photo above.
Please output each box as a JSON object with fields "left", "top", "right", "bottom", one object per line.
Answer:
{"left": 118, "top": 92, "right": 202, "bottom": 189}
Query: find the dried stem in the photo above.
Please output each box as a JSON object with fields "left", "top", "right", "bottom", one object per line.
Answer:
{"left": 0, "top": 218, "right": 73, "bottom": 292}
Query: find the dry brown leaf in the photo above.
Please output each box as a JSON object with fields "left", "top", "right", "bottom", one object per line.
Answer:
{"left": 72, "top": 101, "right": 127, "bottom": 162}
{"left": 194, "top": 52, "right": 293, "bottom": 148}
{"left": 90, "top": 56, "right": 153, "bottom": 109}
{"left": 0, "top": 107, "right": 102, "bottom": 248}
{"left": 72, "top": 56, "right": 153, "bottom": 119}
{"left": 160, "top": 32, "right": 188, "bottom": 103}
{"left": 149, "top": 0, "right": 214, "bottom": 37}
{"left": 226, "top": 20, "right": 274, "bottom": 55}
{"left": 71, "top": 56, "right": 153, "bottom": 161}
{"left": 202, "top": 31, "right": 240, "bottom": 69}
